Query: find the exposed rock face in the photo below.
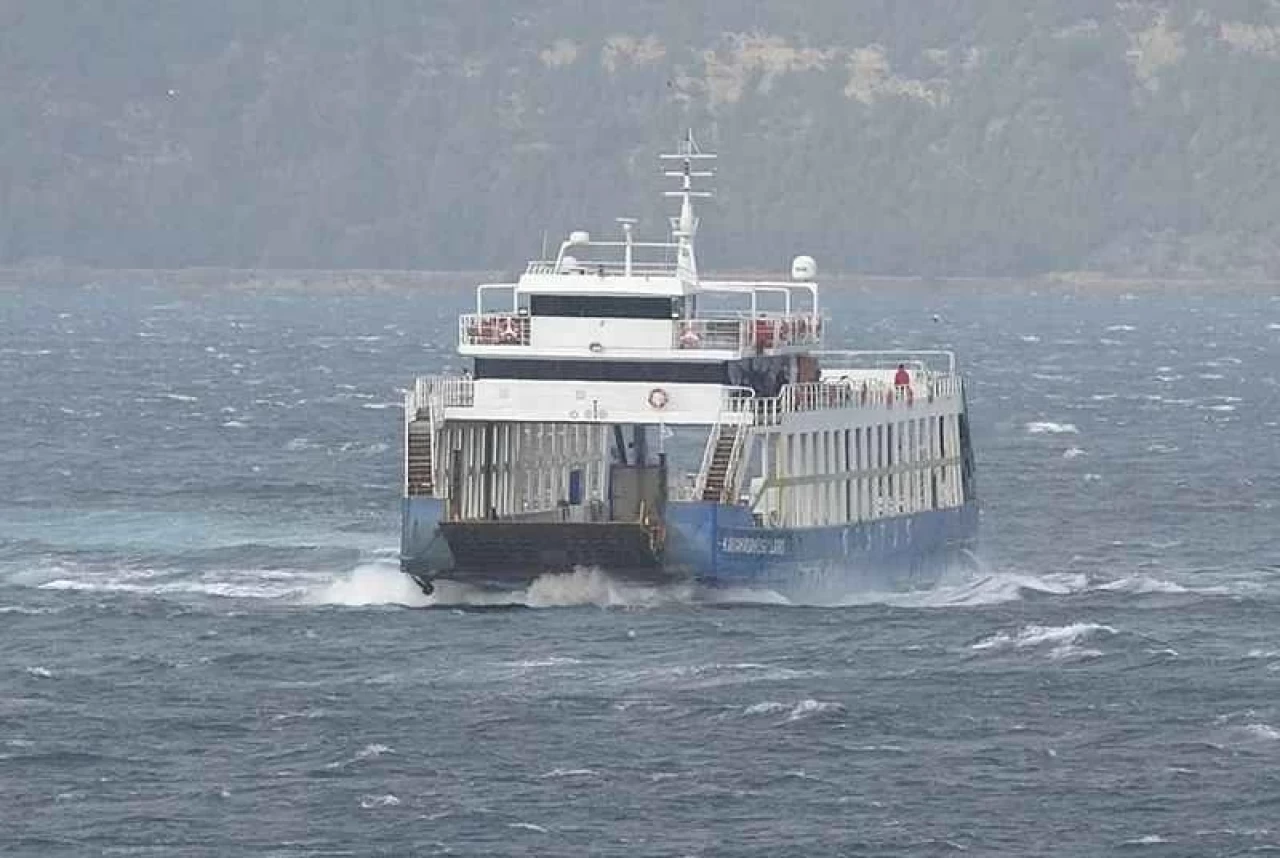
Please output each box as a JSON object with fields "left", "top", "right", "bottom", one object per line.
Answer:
{"left": 3, "top": 2, "right": 1280, "bottom": 277}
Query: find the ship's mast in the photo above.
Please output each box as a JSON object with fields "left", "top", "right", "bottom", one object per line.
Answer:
{"left": 660, "top": 130, "right": 715, "bottom": 284}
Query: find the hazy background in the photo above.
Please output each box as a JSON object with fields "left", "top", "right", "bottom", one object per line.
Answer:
{"left": 4, "top": 1, "right": 1280, "bottom": 277}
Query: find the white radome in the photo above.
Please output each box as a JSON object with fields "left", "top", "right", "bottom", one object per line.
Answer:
{"left": 790, "top": 255, "right": 817, "bottom": 281}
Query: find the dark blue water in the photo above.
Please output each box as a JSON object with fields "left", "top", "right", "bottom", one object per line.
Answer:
{"left": 2, "top": 278, "right": 1278, "bottom": 855}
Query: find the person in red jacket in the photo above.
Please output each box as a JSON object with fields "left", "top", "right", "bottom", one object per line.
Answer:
{"left": 893, "top": 363, "right": 911, "bottom": 388}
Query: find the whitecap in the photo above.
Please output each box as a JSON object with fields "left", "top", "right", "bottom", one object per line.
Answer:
{"left": 539, "top": 768, "right": 597, "bottom": 779}
{"left": 221, "top": 420, "right": 248, "bottom": 428}
{"left": 25, "top": 666, "right": 54, "bottom": 679}
{"left": 1106, "top": 324, "right": 1137, "bottom": 332}
{"left": 501, "top": 657, "right": 583, "bottom": 669}
{"left": 1018, "top": 334, "right": 1040, "bottom": 343}
{"left": 1122, "top": 834, "right": 1171, "bottom": 845}
{"left": 743, "top": 701, "right": 790, "bottom": 717}
{"left": 360, "top": 402, "right": 400, "bottom": 410}
{"left": 355, "top": 743, "right": 393, "bottom": 760}
{"left": 1026, "top": 421, "right": 1079, "bottom": 434}
{"left": 972, "top": 622, "right": 1115, "bottom": 660}
{"left": 1062, "top": 447, "right": 1086, "bottom": 459}
{"left": 1092, "top": 576, "right": 1204, "bottom": 596}
{"left": 786, "top": 699, "right": 845, "bottom": 721}
{"left": 508, "top": 822, "right": 549, "bottom": 834}
{"left": 1243, "top": 723, "right": 1280, "bottom": 741}
{"left": 359, "top": 794, "right": 401, "bottom": 809}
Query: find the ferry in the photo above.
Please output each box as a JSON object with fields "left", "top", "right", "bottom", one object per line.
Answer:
{"left": 400, "top": 133, "right": 978, "bottom": 601}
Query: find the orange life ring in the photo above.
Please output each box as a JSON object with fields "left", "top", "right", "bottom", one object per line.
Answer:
{"left": 648, "top": 388, "right": 669, "bottom": 410}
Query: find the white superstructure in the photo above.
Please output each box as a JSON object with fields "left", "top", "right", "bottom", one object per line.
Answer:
{"left": 404, "top": 132, "right": 972, "bottom": 537}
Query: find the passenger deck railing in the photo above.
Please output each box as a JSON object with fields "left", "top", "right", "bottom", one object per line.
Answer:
{"left": 460, "top": 313, "right": 530, "bottom": 346}
{"left": 524, "top": 259, "right": 677, "bottom": 277}
{"left": 750, "top": 375, "right": 963, "bottom": 425}
{"left": 408, "top": 375, "right": 475, "bottom": 419}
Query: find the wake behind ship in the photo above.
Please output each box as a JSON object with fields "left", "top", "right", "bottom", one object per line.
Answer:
{"left": 400, "top": 133, "right": 978, "bottom": 601}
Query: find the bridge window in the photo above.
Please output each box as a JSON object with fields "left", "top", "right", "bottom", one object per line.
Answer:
{"left": 529, "top": 295, "right": 678, "bottom": 319}
{"left": 475, "top": 358, "right": 728, "bottom": 384}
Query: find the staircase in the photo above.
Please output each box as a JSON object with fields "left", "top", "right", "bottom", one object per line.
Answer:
{"left": 406, "top": 419, "right": 435, "bottom": 496}
{"left": 699, "top": 423, "right": 742, "bottom": 502}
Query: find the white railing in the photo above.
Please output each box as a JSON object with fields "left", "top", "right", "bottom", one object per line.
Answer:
{"left": 525, "top": 259, "right": 677, "bottom": 277}
{"left": 695, "top": 390, "right": 757, "bottom": 500}
{"left": 748, "top": 375, "right": 962, "bottom": 425}
{"left": 459, "top": 313, "right": 530, "bottom": 347}
{"left": 410, "top": 375, "right": 475, "bottom": 415}
{"left": 816, "top": 349, "right": 957, "bottom": 375}
{"left": 743, "top": 313, "right": 823, "bottom": 350}
{"left": 674, "top": 318, "right": 746, "bottom": 351}
{"left": 674, "top": 312, "right": 824, "bottom": 352}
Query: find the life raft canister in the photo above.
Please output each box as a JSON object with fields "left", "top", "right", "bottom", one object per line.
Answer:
{"left": 648, "top": 388, "right": 669, "bottom": 410}
{"left": 498, "top": 317, "right": 518, "bottom": 343}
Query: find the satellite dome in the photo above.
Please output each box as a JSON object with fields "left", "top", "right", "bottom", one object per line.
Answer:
{"left": 791, "top": 255, "right": 817, "bottom": 281}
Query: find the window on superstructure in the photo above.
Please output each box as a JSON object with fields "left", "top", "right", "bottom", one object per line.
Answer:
{"left": 474, "top": 358, "right": 729, "bottom": 384}
{"left": 529, "top": 295, "right": 677, "bottom": 319}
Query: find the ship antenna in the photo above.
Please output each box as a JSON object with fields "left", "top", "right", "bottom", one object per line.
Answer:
{"left": 660, "top": 129, "right": 715, "bottom": 282}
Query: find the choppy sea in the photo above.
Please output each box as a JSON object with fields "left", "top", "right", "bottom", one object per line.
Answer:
{"left": 1, "top": 277, "right": 1278, "bottom": 856}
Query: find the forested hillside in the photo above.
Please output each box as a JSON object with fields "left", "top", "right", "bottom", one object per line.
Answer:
{"left": 4, "top": 1, "right": 1280, "bottom": 276}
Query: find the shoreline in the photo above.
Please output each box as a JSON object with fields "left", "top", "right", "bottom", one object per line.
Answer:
{"left": 2, "top": 265, "right": 1277, "bottom": 290}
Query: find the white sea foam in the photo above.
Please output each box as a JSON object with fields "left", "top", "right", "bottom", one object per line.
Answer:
{"left": 355, "top": 743, "right": 393, "bottom": 760}
{"left": 834, "top": 571, "right": 1090, "bottom": 609}
{"left": 523, "top": 567, "right": 693, "bottom": 608}
{"left": 1122, "top": 834, "right": 1171, "bottom": 845}
{"left": 539, "top": 768, "right": 598, "bottom": 779}
{"left": 508, "top": 822, "right": 550, "bottom": 834}
{"left": 307, "top": 562, "right": 431, "bottom": 608}
{"left": 310, "top": 563, "right": 691, "bottom": 610}
{"left": 786, "top": 699, "right": 846, "bottom": 721}
{"left": 25, "top": 666, "right": 54, "bottom": 679}
{"left": 1092, "top": 576, "right": 1199, "bottom": 596}
{"left": 740, "top": 699, "right": 845, "bottom": 721}
{"left": 1062, "top": 446, "right": 1087, "bottom": 459}
{"left": 972, "top": 622, "right": 1115, "bottom": 660}
{"left": 1026, "top": 421, "right": 1079, "bottom": 434}
{"left": 359, "top": 794, "right": 401, "bottom": 809}
{"left": 502, "top": 657, "right": 584, "bottom": 669}
{"left": 1243, "top": 723, "right": 1280, "bottom": 741}
{"left": 1105, "top": 324, "right": 1137, "bottom": 332}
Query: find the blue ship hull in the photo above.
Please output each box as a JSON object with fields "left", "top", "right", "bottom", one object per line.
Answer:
{"left": 401, "top": 497, "right": 978, "bottom": 601}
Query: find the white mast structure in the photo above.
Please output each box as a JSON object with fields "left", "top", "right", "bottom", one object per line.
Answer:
{"left": 660, "top": 129, "right": 716, "bottom": 284}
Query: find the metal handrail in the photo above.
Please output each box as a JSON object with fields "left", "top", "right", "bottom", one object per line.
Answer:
{"left": 459, "top": 313, "right": 530, "bottom": 347}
